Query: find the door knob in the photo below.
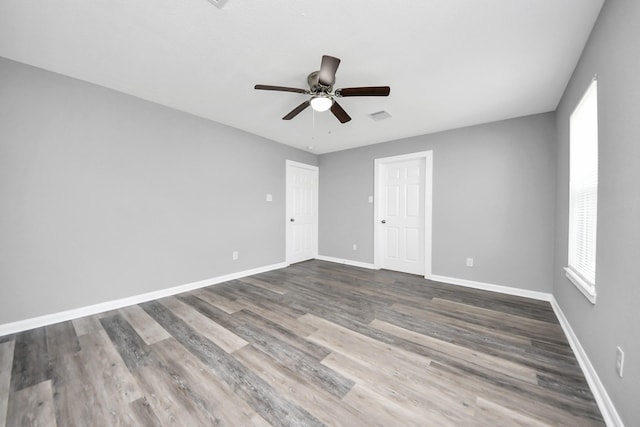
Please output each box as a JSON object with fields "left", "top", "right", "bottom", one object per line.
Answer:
{"left": 381, "top": 220, "right": 386, "bottom": 224}
{"left": 290, "top": 218, "right": 295, "bottom": 222}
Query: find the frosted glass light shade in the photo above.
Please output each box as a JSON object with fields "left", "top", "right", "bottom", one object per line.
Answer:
{"left": 310, "top": 96, "right": 333, "bottom": 112}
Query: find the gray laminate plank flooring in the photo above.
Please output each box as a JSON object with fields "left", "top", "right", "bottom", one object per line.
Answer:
{"left": 0, "top": 341, "right": 15, "bottom": 426}
{"left": 0, "top": 260, "right": 605, "bottom": 426}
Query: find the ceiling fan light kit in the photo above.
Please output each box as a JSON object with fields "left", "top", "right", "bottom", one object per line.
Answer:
{"left": 310, "top": 95, "right": 333, "bottom": 112}
{"left": 255, "top": 55, "right": 390, "bottom": 124}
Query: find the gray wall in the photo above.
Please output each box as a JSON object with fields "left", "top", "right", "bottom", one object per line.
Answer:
{"left": 0, "top": 57, "right": 316, "bottom": 325}
{"left": 319, "top": 113, "right": 557, "bottom": 293}
{"left": 553, "top": 0, "right": 640, "bottom": 424}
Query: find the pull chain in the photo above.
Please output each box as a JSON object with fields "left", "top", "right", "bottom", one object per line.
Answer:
{"left": 311, "top": 109, "right": 316, "bottom": 145}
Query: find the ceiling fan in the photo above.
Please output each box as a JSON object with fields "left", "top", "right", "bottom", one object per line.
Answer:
{"left": 254, "top": 55, "right": 390, "bottom": 124}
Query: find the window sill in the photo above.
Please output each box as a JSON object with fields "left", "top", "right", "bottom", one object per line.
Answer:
{"left": 564, "top": 267, "right": 597, "bottom": 304}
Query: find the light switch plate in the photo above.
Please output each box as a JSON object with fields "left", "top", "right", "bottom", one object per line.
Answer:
{"left": 616, "top": 346, "right": 624, "bottom": 377}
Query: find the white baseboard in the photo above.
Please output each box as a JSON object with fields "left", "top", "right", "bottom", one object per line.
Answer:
{"left": 550, "top": 298, "right": 624, "bottom": 427}
{"left": 428, "top": 273, "right": 622, "bottom": 426}
{"left": 427, "top": 274, "right": 553, "bottom": 302}
{"left": 0, "top": 262, "right": 288, "bottom": 336}
{"left": 315, "top": 255, "right": 378, "bottom": 270}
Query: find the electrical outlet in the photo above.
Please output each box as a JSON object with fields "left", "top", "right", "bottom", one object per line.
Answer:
{"left": 368, "top": 195, "right": 373, "bottom": 203}
{"left": 466, "top": 258, "right": 474, "bottom": 267}
{"left": 232, "top": 251, "right": 239, "bottom": 261}
{"left": 616, "top": 346, "right": 624, "bottom": 377}
{"left": 266, "top": 194, "right": 273, "bottom": 202}
{"left": 353, "top": 244, "right": 357, "bottom": 251}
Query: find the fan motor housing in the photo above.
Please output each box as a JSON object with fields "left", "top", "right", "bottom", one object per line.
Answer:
{"left": 307, "top": 71, "right": 333, "bottom": 93}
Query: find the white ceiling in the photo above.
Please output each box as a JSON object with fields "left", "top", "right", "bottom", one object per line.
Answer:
{"left": 0, "top": 0, "right": 604, "bottom": 154}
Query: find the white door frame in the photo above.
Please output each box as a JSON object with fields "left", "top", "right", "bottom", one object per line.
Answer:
{"left": 374, "top": 151, "right": 433, "bottom": 278}
{"left": 285, "top": 160, "right": 319, "bottom": 265}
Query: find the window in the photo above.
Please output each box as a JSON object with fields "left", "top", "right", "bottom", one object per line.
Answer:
{"left": 566, "top": 78, "right": 598, "bottom": 304}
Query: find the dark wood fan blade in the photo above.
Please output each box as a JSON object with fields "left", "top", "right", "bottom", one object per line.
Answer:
{"left": 318, "top": 55, "right": 341, "bottom": 87}
{"left": 283, "top": 100, "right": 311, "bottom": 120}
{"left": 336, "top": 86, "right": 391, "bottom": 97}
{"left": 330, "top": 101, "right": 351, "bottom": 123}
{"left": 255, "top": 84, "right": 308, "bottom": 94}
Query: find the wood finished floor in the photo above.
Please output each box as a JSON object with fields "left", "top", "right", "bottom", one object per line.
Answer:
{"left": 0, "top": 260, "right": 604, "bottom": 426}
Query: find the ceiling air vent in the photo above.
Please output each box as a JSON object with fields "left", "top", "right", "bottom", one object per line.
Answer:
{"left": 369, "top": 110, "right": 392, "bottom": 121}
{"left": 207, "top": 0, "right": 228, "bottom": 9}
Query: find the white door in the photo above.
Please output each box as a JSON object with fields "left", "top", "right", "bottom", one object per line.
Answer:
{"left": 286, "top": 161, "right": 318, "bottom": 264}
{"left": 375, "top": 153, "right": 432, "bottom": 276}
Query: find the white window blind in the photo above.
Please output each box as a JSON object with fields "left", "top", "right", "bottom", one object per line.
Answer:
{"left": 566, "top": 78, "right": 598, "bottom": 303}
